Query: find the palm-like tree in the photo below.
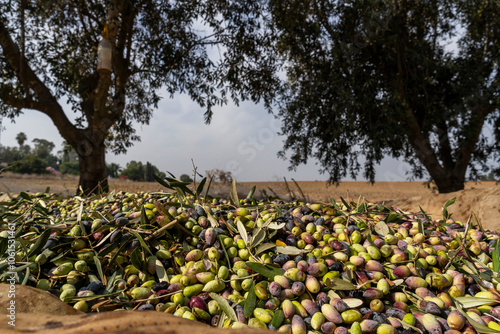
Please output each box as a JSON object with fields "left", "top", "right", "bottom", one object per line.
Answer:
{"left": 15, "top": 132, "right": 27, "bottom": 147}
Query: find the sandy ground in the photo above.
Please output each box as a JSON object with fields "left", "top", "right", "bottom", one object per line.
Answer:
{"left": 0, "top": 173, "right": 498, "bottom": 231}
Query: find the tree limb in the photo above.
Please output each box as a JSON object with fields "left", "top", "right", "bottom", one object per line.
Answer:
{"left": 0, "top": 16, "right": 81, "bottom": 143}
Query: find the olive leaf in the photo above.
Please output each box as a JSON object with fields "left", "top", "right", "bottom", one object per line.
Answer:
{"left": 492, "top": 239, "right": 500, "bottom": 273}
{"left": 324, "top": 277, "right": 356, "bottom": 290}
{"left": 374, "top": 221, "right": 390, "bottom": 237}
{"left": 155, "top": 259, "right": 169, "bottom": 283}
{"left": 454, "top": 297, "right": 500, "bottom": 308}
{"left": 267, "top": 222, "right": 286, "bottom": 230}
{"left": 246, "top": 186, "right": 256, "bottom": 201}
{"left": 246, "top": 262, "right": 285, "bottom": 280}
{"left": 442, "top": 197, "right": 456, "bottom": 220}
{"left": 94, "top": 256, "right": 105, "bottom": 284}
{"left": 342, "top": 298, "right": 364, "bottom": 308}
{"left": 272, "top": 309, "right": 285, "bottom": 328}
{"left": 393, "top": 317, "right": 423, "bottom": 334}
{"left": 254, "top": 243, "right": 276, "bottom": 256}
{"left": 455, "top": 300, "right": 500, "bottom": 333}
{"left": 209, "top": 292, "right": 238, "bottom": 322}
{"left": 243, "top": 282, "right": 256, "bottom": 318}
{"left": 249, "top": 228, "right": 266, "bottom": 249}
{"left": 26, "top": 228, "right": 52, "bottom": 258}
{"left": 106, "top": 271, "right": 118, "bottom": 292}
{"left": 276, "top": 246, "right": 309, "bottom": 255}
{"left": 21, "top": 267, "right": 29, "bottom": 285}
{"left": 229, "top": 179, "right": 240, "bottom": 207}
{"left": 130, "top": 230, "right": 152, "bottom": 255}
{"left": 236, "top": 220, "right": 248, "bottom": 245}
{"left": 204, "top": 206, "right": 219, "bottom": 228}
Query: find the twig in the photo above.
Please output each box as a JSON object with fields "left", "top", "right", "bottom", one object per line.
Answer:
{"left": 144, "top": 219, "right": 178, "bottom": 241}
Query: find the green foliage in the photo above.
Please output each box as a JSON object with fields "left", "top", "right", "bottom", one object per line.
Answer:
{"left": 180, "top": 174, "right": 193, "bottom": 183}
{"left": 0, "top": 1, "right": 280, "bottom": 193}
{"left": 120, "top": 161, "right": 164, "bottom": 182}
{"left": 106, "top": 163, "right": 121, "bottom": 179}
{"left": 0, "top": 146, "right": 24, "bottom": 164}
{"left": 9, "top": 154, "right": 48, "bottom": 174}
{"left": 269, "top": 0, "right": 500, "bottom": 193}
{"left": 59, "top": 161, "right": 79, "bottom": 175}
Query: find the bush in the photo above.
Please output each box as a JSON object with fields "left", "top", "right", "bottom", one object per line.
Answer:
{"left": 59, "top": 161, "right": 80, "bottom": 175}
{"left": 180, "top": 174, "right": 193, "bottom": 182}
{"left": 9, "top": 154, "right": 48, "bottom": 174}
{"left": 206, "top": 169, "right": 233, "bottom": 183}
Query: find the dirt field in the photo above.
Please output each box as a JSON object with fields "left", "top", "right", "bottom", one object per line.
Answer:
{"left": 1, "top": 172, "right": 498, "bottom": 231}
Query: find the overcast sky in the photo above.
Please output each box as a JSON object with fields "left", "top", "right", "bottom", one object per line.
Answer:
{"left": 0, "top": 91, "right": 420, "bottom": 183}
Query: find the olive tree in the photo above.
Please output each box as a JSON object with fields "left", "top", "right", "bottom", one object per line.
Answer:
{"left": 0, "top": 0, "right": 278, "bottom": 194}
{"left": 269, "top": 0, "right": 499, "bottom": 193}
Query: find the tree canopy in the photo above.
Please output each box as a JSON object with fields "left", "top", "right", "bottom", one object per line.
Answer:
{"left": 270, "top": 0, "right": 499, "bottom": 193}
{"left": 0, "top": 0, "right": 278, "bottom": 194}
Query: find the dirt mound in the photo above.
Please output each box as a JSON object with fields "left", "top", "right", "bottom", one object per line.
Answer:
{"left": 387, "top": 187, "right": 500, "bottom": 232}
{"left": 0, "top": 284, "right": 269, "bottom": 334}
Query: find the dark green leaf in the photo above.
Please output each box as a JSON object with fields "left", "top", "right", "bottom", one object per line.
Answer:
{"left": 153, "top": 174, "right": 173, "bottom": 189}
{"left": 196, "top": 177, "right": 207, "bottom": 197}
{"left": 130, "top": 247, "right": 144, "bottom": 272}
{"left": 106, "top": 271, "right": 118, "bottom": 292}
{"left": 340, "top": 197, "right": 351, "bottom": 210}
{"left": 27, "top": 228, "right": 52, "bottom": 258}
{"left": 0, "top": 239, "right": 7, "bottom": 256}
{"left": 246, "top": 186, "right": 256, "bottom": 200}
{"left": 442, "top": 197, "right": 456, "bottom": 220}
{"left": 493, "top": 239, "right": 500, "bottom": 273}
{"left": 140, "top": 205, "right": 148, "bottom": 226}
{"left": 243, "top": 282, "right": 256, "bottom": 318}
{"left": 246, "top": 262, "right": 285, "bottom": 280}
{"left": 129, "top": 230, "right": 152, "bottom": 255}
{"left": 94, "top": 256, "right": 105, "bottom": 283}
{"left": 19, "top": 192, "right": 32, "bottom": 201}
{"left": 419, "top": 207, "right": 432, "bottom": 222}
{"left": 21, "top": 267, "right": 30, "bottom": 285}
{"left": 97, "top": 239, "right": 120, "bottom": 257}
{"left": 230, "top": 179, "right": 240, "bottom": 207}
{"left": 272, "top": 309, "right": 285, "bottom": 328}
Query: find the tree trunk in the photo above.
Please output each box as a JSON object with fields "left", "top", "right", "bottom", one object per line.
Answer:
{"left": 77, "top": 140, "right": 108, "bottom": 195}
{"left": 432, "top": 173, "right": 465, "bottom": 193}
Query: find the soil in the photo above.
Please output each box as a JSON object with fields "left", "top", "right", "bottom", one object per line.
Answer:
{"left": 1, "top": 172, "right": 498, "bottom": 231}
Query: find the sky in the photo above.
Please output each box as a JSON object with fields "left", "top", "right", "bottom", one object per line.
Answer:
{"left": 0, "top": 92, "right": 418, "bottom": 183}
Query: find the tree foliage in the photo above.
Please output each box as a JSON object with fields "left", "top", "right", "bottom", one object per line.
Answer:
{"left": 120, "top": 160, "right": 164, "bottom": 181}
{"left": 0, "top": 0, "right": 279, "bottom": 194}
{"left": 269, "top": 0, "right": 499, "bottom": 193}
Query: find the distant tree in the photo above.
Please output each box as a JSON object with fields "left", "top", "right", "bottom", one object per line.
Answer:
{"left": 120, "top": 161, "right": 144, "bottom": 181}
{"left": 269, "top": 0, "right": 499, "bottom": 193}
{"left": 0, "top": 146, "right": 22, "bottom": 163}
{"left": 15, "top": 132, "right": 26, "bottom": 147}
{"left": 9, "top": 154, "right": 47, "bottom": 174}
{"left": 206, "top": 169, "right": 233, "bottom": 184}
{"left": 180, "top": 174, "right": 193, "bottom": 183}
{"left": 59, "top": 161, "right": 79, "bottom": 175}
{"left": 106, "top": 163, "right": 121, "bottom": 178}
{"left": 32, "top": 138, "right": 57, "bottom": 167}
{"left": 58, "top": 141, "right": 78, "bottom": 163}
